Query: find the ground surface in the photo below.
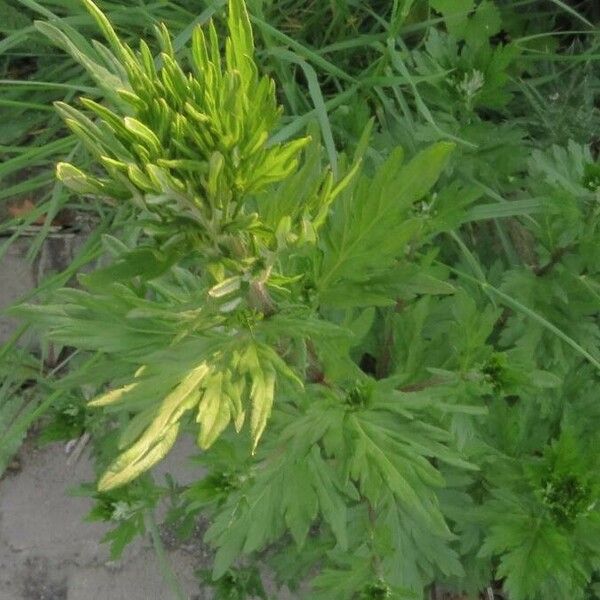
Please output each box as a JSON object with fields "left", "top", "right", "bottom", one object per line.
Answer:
{"left": 0, "top": 436, "right": 212, "bottom": 600}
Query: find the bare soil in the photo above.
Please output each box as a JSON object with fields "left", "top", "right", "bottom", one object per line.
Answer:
{"left": 0, "top": 437, "right": 208, "bottom": 600}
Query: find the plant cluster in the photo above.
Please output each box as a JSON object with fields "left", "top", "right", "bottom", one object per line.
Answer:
{"left": 3, "top": 0, "right": 600, "bottom": 599}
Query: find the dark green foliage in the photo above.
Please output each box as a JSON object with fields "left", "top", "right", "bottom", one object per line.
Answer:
{"left": 198, "top": 565, "right": 268, "bottom": 600}
{"left": 81, "top": 475, "right": 163, "bottom": 559}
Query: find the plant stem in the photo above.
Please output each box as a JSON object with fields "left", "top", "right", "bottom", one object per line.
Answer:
{"left": 146, "top": 510, "right": 188, "bottom": 600}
